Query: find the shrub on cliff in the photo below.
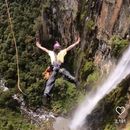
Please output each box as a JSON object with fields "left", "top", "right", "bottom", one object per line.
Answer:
{"left": 111, "top": 36, "right": 128, "bottom": 57}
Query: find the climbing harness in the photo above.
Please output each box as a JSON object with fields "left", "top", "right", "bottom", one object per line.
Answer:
{"left": 42, "top": 66, "right": 53, "bottom": 80}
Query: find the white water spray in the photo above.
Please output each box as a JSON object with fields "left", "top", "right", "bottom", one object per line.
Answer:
{"left": 70, "top": 45, "right": 130, "bottom": 130}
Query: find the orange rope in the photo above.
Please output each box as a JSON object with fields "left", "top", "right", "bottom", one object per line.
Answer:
{"left": 5, "top": 0, "right": 25, "bottom": 94}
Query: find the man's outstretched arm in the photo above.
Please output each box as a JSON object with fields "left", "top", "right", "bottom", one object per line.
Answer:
{"left": 36, "top": 38, "right": 49, "bottom": 53}
{"left": 66, "top": 36, "right": 80, "bottom": 51}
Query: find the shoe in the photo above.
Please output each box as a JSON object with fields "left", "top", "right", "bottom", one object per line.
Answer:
{"left": 42, "top": 94, "right": 51, "bottom": 106}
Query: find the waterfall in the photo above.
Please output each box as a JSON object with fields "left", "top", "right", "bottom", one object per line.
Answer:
{"left": 70, "top": 45, "right": 130, "bottom": 130}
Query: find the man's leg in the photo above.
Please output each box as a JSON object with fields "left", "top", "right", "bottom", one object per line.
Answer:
{"left": 59, "top": 68, "right": 76, "bottom": 84}
{"left": 44, "top": 70, "right": 57, "bottom": 96}
{"left": 42, "top": 69, "right": 57, "bottom": 105}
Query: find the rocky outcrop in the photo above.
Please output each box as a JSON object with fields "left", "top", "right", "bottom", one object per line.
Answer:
{"left": 97, "top": 0, "right": 130, "bottom": 41}
{"left": 41, "top": 0, "right": 78, "bottom": 46}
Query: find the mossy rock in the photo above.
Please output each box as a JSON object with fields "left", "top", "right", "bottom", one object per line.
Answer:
{"left": 87, "top": 70, "right": 100, "bottom": 86}
{"left": 81, "top": 61, "right": 95, "bottom": 80}
{"left": 85, "top": 19, "right": 95, "bottom": 31}
{"left": 110, "top": 36, "right": 128, "bottom": 57}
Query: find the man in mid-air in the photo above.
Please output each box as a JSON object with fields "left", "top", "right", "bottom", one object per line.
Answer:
{"left": 36, "top": 35, "right": 80, "bottom": 103}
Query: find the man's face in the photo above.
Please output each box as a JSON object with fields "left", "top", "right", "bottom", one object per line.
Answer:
{"left": 54, "top": 48, "right": 61, "bottom": 53}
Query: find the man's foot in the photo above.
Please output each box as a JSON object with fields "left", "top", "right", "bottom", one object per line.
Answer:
{"left": 42, "top": 94, "right": 51, "bottom": 106}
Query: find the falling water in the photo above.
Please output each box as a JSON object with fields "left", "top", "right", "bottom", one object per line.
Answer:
{"left": 70, "top": 45, "right": 130, "bottom": 130}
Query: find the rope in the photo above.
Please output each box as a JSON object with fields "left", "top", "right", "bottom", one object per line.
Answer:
{"left": 5, "top": 0, "right": 25, "bottom": 95}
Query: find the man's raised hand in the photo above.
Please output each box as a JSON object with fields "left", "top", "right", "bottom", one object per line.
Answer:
{"left": 75, "top": 35, "right": 80, "bottom": 44}
{"left": 36, "top": 41, "right": 41, "bottom": 48}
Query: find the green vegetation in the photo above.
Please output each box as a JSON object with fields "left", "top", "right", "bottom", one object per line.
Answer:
{"left": 79, "top": 0, "right": 88, "bottom": 22}
{"left": 85, "top": 19, "right": 95, "bottom": 31}
{"left": 110, "top": 36, "right": 128, "bottom": 57}
{"left": 0, "top": 89, "right": 18, "bottom": 109}
{"left": 0, "top": 0, "right": 49, "bottom": 128}
{"left": 80, "top": 60, "right": 100, "bottom": 86}
{"left": 0, "top": 108, "right": 36, "bottom": 130}
{"left": 87, "top": 69, "right": 100, "bottom": 85}
{"left": 51, "top": 78, "right": 81, "bottom": 114}
{"left": 0, "top": 0, "right": 45, "bottom": 107}
{"left": 104, "top": 123, "right": 116, "bottom": 130}
{"left": 81, "top": 61, "right": 95, "bottom": 80}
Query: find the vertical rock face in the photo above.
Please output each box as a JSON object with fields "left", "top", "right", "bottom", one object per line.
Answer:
{"left": 41, "top": 1, "right": 130, "bottom": 87}
{"left": 97, "top": 0, "right": 130, "bottom": 41}
{"left": 46, "top": 0, "right": 130, "bottom": 43}
{"left": 41, "top": 0, "right": 78, "bottom": 46}
{"left": 42, "top": 0, "right": 117, "bottom": 65}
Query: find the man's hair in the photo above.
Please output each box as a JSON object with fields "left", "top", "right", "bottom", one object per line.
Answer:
{"left": 53, "top": 41, "right": 61, "bottom": 50}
